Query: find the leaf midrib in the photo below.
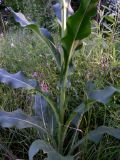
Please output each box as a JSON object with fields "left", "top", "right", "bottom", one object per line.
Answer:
{"left": 1, "top": 116, "right": 47, "bottom": 133}
{"left": 1, "top": 73, "right": 34, "bottom": 89}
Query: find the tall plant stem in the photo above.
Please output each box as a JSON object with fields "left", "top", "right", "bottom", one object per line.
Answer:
{"left": 57, "top": 0, "right": 68, "bottom": 153}
{"left": 58, "top": 44, "right": 76, "bottom": 153}
{"left": 61, "top": 0, "right": 67, "bottom": 37}
{"left": 58, "top": 69, "right": 68, "bottom": 153}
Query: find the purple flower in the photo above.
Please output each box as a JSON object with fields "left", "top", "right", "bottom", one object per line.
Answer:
{"left": 32, "top": 72, "right": 38, "bottom": 78}
{"left": 40, "top": 81, "right": 49, "bottom": 93}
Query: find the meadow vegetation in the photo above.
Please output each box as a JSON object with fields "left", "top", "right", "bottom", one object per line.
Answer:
{"left": 0, "top": 0, "right": 120, "bottom": 159}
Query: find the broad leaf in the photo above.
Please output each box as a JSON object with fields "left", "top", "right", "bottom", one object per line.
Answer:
{"left": 29, "top": 140, "right": 73, "bottom": 160}
{"left": 0, "top": 69, "right": 37, "bottom": 89}
{"left": 53, "top": 1, "right": 74, "bottom": 26}
{"left": 86, "top": 81, "right": 95, "bottom": 91}
{"left": 71, "top": 126, "right": 120, "bottom": 153}
{"left": 71, "top": 103, "right": 93, "bottom": 126}
{"left": 62, "top": 0, "right": 98, "bottom": 64}
{"left": 59, "top": 103, "right": 95, "bottom": 153}
{"left": 8, "top": 7, "right": 61, "bottom": 69}
{"left": 88, "top": 86, "right": 120, "bottom": 104}
{"left": 65, "top": 103, "right": 94, "bottom": 147}
{"left": 33, "top": 94, "right": 47, "bottom": 117}
{"left": 87, "top": 126, "right": 120, "bottom": 144}
{"left": 0, "top": 69, "right": 59, "bottom": 121}
{"left": 33, "top": 94, "right": 57, "bottom": 136}
{"left": 0, "top": 109, "right": 46, "bottom": 132}
{"left": 29, "top": 140, "right": 53, "bottom": 160}
{"left": 53, "top": 3, "right": 61, "bottom": 25}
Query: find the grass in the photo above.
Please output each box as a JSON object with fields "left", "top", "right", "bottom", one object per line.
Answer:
{"left": 0, "top": 9, "right": 120, "bottom": 160}
{"left": 0, "top": 28, "right": 59, "bottom": 159}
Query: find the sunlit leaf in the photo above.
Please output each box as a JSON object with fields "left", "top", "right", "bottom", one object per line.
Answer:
{"left": 0, "top": 69, "right": 59, "bottom": 123}
{"left": 33, "top": 94, "right": 57, "bottom": 136}
{"left": 86, "top": 81, "right": 95, "bottom": 91}
{"left": 88, "top": 126, "right": 120, "bottom": 143}
{"left": 8, "top": 7, "right": 61, "bottom": 69}
{"left": 33, "top": 94, "right": 47, "bottom": 117}
{"left": 0, "top": 69, "right": 38, "bottom": 89}
{"left": 88, "top": 86, "right": 120, "bottom": 104}
{"left": 72, "top": 103, "right": 92, "bottom": 126}
{"left": 62, "top": 0, "right": 98, "bottom": 64}
{"left": 0, "top": 69, "right": 58, "bottom": 121}
{"left": 53, "top": 3, "right": 61, "bottom": 25}
{"left": 29, "top": 140, "right": 73, "bottom": 160}
{"left": 0, "top": 109, "right": 46, "bottom": 132}
{"left": 72, "top": 126, "right": 120, "bottom": 153}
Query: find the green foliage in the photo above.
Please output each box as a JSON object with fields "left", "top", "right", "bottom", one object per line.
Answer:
{"left": 29, "top": 140, "right": 73, "bottom": 160}
{"left": 0, "top": 69, "right": 38, "bottom": 89}
{"left": 0, "top": 109, "right": 45, "bottom": 131}
{"left": 71, "top": 126, "right": 120, "bottom": 152}
{"left": 1, "top": 0, "right": 54, "bottom": 34}
{"left": 9, "top": 7, "right": 61, "bottom": 68}
{"left": 0, "top": 0, "right": 120, "bottom": 159}
{"left": 88, "top": 85, "right": 120, "bottom": 104}
{"left": 62, "top": 0, "right": 97, "bottom": 63}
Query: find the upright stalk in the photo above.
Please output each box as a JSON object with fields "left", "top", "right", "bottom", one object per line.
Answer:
{"left": 58, "top": 0, "right": 68, "bottom": 153}
{"left": 58, "top": 0, "right": 76, "bottom": 154}
{"left": 61, "top": 0, "right": 67, "bottom": 37}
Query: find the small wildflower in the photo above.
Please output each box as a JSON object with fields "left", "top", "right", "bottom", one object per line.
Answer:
{"left": 100, "top": 57, "right": 109, "bottom": 71}
{"left": 40, "top": 81, "right": 49, "bottom": 93}
{"left": 10, "top": 42, "right": 15, "bottom": 48}
{"left": 32, "top": 72, "right": 44, "bottom": 79}
{"left": 85, "top": 70, "right": 93, "bottom": 80}
{"left": 0, "top": 33, "right": 4, "bottom": 38}
{"left": 32, "top": 72, "right": 38, "bottom": 78}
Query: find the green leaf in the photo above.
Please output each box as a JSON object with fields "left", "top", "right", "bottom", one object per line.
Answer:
{"left": 8, "top": 7, "right": 61, "bottom": 69}
{"left": 72, "top": 103, "right": 93, "bottom": 126}
{"left": 0, "top": 109, "right": 46, "bottom": 133}
{"left": 62, "top": 0, "right": 98, "bottom": 63}
{"left": 71, "top": 126, "right": 120, "bottom": 154}
{"left": 88, "top": 86, "right": 120, "bottom": 104}
{"left": 0, "top": 69, "right": 38, "bottom": 90}
{"left": 33, "top": 94, "right": 57, "bottom": 136}
{"left": 87, "top": 126, "right": 120, "bottom": 144}
{"left": 29, "top": 140, "right": 73, "bottom": 160}
{"left": 86, "top": 81, "right": 95, "bottom": 91}
{"left": 29, "top": 140, "right": 53, "bottom": 160}
{"left": 33, "top": 94, "right": 48, "bottom": 117}
{"left": 0, "top": 69, "right": 59, "bottom": 122}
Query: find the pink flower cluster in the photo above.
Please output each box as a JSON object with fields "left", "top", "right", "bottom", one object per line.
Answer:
{"left": 100, "top": 57, "right": 109, "bottom": 71}
{"left": 32, "top": 72, "right": 49, "bottom": 92}
{"left": 40, "top": 81, "right": 49, "bottom": 93}
{"left": 32, "top": 72, "right": 39, "bottom": 78}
